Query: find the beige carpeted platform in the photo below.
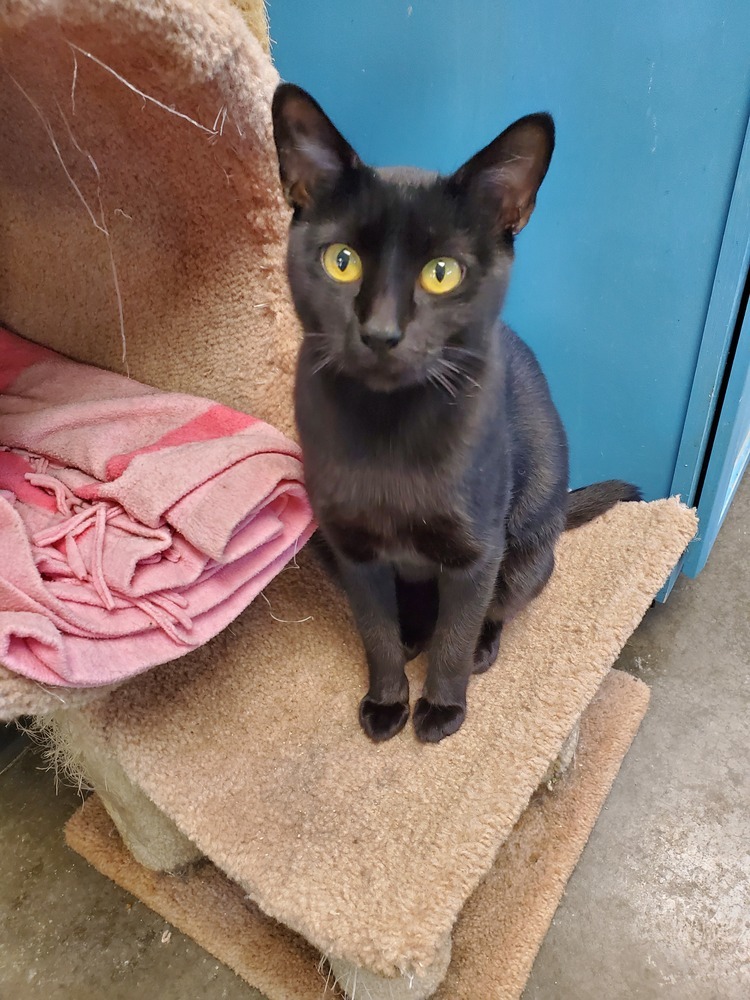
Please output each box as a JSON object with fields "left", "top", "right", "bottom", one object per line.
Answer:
{"left": 65, "top": 497, "right": 695, "bottom": 985}
{"left": 66, "top": 669, "right": 650, "bottom": 1000}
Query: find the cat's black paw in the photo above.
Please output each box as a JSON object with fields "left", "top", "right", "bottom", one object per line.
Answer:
{"left": 473, "top": 619, "right": 502, "bottom": 674}
{"left": 412, "top": 698, "right": 466, "bottom": 743}
{"left": 359, "top": 697, "right": 410, "bottom": 742}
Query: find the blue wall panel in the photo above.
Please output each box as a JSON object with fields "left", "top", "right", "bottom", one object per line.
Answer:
{"left": 269, "top": 1, "right": 750, "bottom": 500}
{"left": 684, "top": 297, "right": 750, "bottom": 577}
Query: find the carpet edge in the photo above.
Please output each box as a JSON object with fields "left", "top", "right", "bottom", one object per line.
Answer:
{"left": 65, "top": 668, "right": 650, "bottom": 1000}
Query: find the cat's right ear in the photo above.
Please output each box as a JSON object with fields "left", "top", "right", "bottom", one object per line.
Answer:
{"left": 449, "top": 113, "right": 555, "bottom": 236}
{"left": 272, "top": 84, "right": 361, "bottom": 211}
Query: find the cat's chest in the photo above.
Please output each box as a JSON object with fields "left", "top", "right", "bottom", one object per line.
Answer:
{"left": 311, "top": 466, "right": 482, "bottom": 569}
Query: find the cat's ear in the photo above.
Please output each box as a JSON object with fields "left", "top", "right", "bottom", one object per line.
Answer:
{"left": 272, "top": 84, "right": 362, "bottom": 210}
{"left": 450, "top": 113, "right": 555, "bottom": 235}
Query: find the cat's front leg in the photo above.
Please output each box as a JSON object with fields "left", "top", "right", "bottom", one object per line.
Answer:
{"left": 336, "top": 557, "right": 410, "bottom": 742}
{"left": 414, "top": 552, "right": 502, "bottom": 743}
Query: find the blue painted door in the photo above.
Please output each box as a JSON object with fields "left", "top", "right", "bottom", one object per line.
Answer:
{"left": 269, "top": 1, "right": 750, "bottom": 505}
{"left": 660, "top": 116, "right": 750, "bottom": 590}
{"left": 684, "top": 293, "right": 750, "bottom": 577}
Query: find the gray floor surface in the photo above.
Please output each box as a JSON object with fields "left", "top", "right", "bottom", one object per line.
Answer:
{"left": 1, "top": 476, "right": 748, "bottom": 999}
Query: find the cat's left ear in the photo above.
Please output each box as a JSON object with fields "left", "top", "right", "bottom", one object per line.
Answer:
{"left": 450, "top": 113, "right": 555, "bottom": 235}
{"left": 272, "top": 83, "right": 362, "bottom": 211}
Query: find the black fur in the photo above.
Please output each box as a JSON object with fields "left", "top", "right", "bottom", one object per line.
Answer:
{"left": 272, "top": 83, "right": 639, "bottom": 743}
{"left": 566, "top": 480, "right": 643, "bottom": 529}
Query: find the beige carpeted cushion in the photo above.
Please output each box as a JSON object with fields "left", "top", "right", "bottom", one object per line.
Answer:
{"left": 64, "top": 498, "right": 695, "bottom": 981}
{"left": 66, "top": 669, "right": 651, "bottom": 1000}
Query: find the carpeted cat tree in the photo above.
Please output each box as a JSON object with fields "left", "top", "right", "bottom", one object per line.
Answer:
{"left": 0, "top": 1, "right": 696, "bottom": 997}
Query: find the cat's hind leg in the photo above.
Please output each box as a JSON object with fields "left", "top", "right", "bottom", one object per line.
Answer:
{"left": 473, "top": 617, "right": 503, "bottom": 673}
{"left": 474, "top": 537, "right": 556, "bottom": 672}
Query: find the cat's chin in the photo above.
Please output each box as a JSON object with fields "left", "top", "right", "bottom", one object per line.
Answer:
{"left": 358, "top": 373, "right": 424, "bottom": 394}
{"left": 343, "top": 364, "right": 428, "bottom": 395}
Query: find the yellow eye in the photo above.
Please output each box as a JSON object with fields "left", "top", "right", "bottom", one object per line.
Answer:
{"left": 419, "top": 257, "right": 463, "bottom": 295}
{"left": 322, "top": 243, "right": 363, "bottom": 283}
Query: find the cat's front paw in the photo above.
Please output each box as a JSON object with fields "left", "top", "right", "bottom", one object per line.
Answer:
{"left": 412, "top": 698, "right": 466, "bottom": 743}
{"left": 359, "top": 697, "right": 410, "bottom": 742}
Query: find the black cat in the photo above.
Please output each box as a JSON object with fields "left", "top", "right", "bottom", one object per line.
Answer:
{"left": 272, "top": 83, "right": 640, "bottom": 743}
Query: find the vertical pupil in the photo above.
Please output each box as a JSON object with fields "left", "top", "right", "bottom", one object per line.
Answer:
{"left": 336, "top": 248, "right": 351, "bottom": 271}
{"left": 435, "top": 260, "right": 446, "bottom": 282}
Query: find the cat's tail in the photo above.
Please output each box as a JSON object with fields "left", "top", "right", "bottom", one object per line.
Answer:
{"left": 566, "top": 480, "right": 642, "bottom": 530}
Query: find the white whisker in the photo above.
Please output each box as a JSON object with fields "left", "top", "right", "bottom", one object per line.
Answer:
{"left": 438, "top": 358, "right": 462, "bottom": 378}
{"left": 427, "top": 369, "right": 457, "bottom": 400}
{"left": 444, "top": 344, "right": 485, "bottom": 362}
{"left": 437, "top": 354, "right": 482, "bottom": 391}
{"left": 435, "top": 361, "right": 463, "bottom": 395}
{"left": 311, "top": 354, "right": 334, "bottom": 376}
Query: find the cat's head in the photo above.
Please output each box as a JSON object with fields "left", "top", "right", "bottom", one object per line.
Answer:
{"left": 272, "top": 84, "right": 554, "bottom": 394}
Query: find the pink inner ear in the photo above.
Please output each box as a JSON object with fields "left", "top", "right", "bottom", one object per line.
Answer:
{"left": 274, "top": 87, "right": 362, "bottom": 209}
{"left": 450, "top": 113, "right": 553, "bottom": 235}
{"left": 295, "top": 135, "right": 345, "bottom": 177}
{"left": 473, "top": 164, "right": 537, "bottom": 234}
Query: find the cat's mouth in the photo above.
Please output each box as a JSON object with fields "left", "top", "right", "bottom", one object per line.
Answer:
{"left": 338, "top": 338, "right": 483, "bottom": 398}
{"left": 344, "top": 351, "right": 429, "bottom": 393}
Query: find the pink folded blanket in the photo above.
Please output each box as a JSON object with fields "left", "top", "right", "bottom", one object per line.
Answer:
{"left": 0, "top": 329, "right": 315, "bottom": 687}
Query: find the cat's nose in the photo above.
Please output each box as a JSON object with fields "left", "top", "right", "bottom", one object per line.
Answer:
{"left": 360, "top": 328, "right": 403, "bottom": 352}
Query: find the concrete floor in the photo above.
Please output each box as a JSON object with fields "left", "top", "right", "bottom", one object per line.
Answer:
{"left": 1, "top": 476, "right": 748, "bottom": 1000}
